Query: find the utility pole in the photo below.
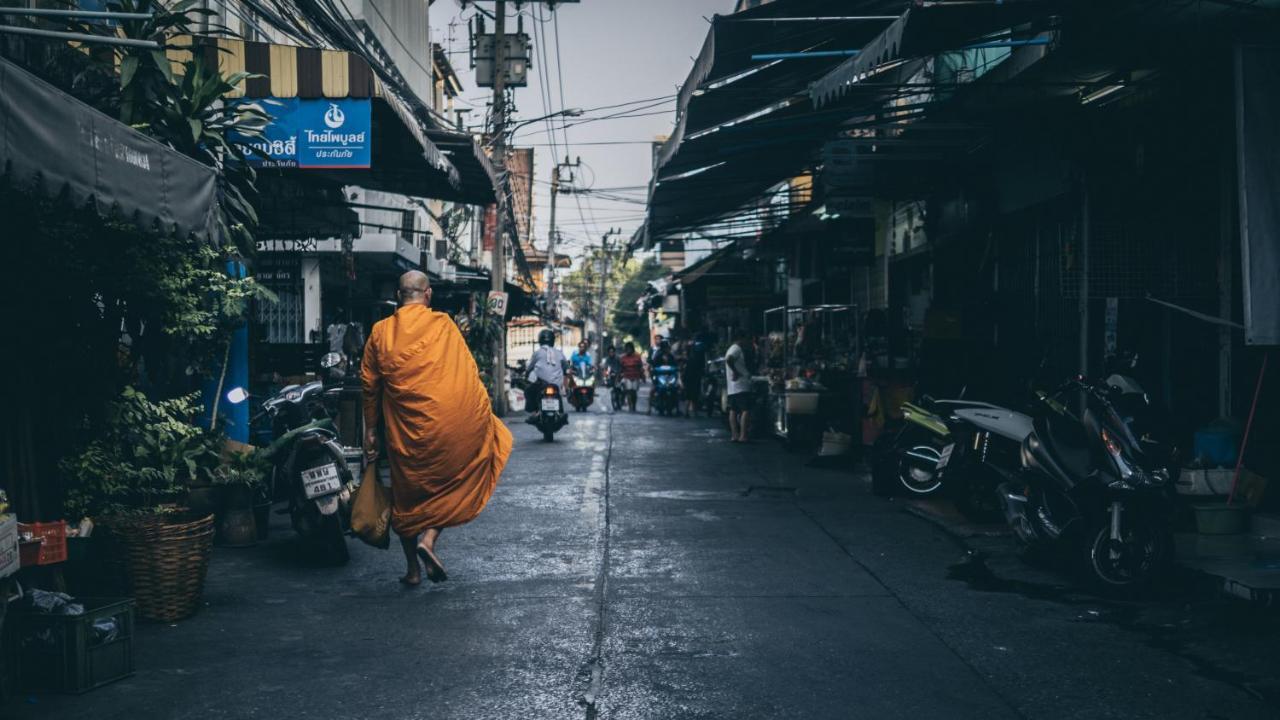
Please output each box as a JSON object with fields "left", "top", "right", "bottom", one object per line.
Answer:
{"left": 596, "top": 228, "right": 621, "bottom": 353}
{"left": 489, "top": 0, "right": 509, "bottom": 415}
{"left": 546, "top": 155, "right": 579, "bottom": 319}
{"left": 547, "top": 162, "right": 559, "bottom": 312}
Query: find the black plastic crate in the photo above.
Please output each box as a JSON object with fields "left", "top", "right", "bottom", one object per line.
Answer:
{"left": 14, "top": 597, "right": 134, "bottom": 694}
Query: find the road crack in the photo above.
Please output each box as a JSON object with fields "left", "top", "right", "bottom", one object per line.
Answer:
{"left": 580, "top": 415, "right": 614, "bottom": 719}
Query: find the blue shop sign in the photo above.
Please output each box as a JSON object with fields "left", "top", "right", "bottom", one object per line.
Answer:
{"left": 238, "top": 98, "right": 371, "bottom": 169}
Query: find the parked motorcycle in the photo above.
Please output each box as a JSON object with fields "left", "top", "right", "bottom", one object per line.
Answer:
{"left": 871, "top": 396, "right": 1029, "bottom": 504}
{"left": 253, "top": 353, "right": 357, "bottom": 564}
{"left": 567, "top": 363, "right": 596, "bottom": 412}
{"left": 650, "top": 365, "right": 680, "bottom": 416}
{"left": 999, "top": 376, "right": 1175, "bottom": 593}
{"left": 702, "top": 357, "right": 725, "bottom": 416}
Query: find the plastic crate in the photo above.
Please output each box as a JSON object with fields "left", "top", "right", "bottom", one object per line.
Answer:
{"left": 17, "top": 521, "right": 67, "bottom": 566}
{"left": 14, "top": 597, "right": 135, "bottom": 694}
{"left": 0, "top": 515, "right": 17, "bottom": 578}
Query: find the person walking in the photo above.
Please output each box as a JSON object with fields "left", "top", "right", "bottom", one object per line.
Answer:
{"left": 725, "top": 329, "right": 754, "bottom": 443}
{"left": 362, "top": 271, "right": 514, "bottom": 585}
{"left": 618, "top": 341, "right": 645, "bottom": 412}
{"left": 680, "top": 331, "right": 708, "bottom": 418}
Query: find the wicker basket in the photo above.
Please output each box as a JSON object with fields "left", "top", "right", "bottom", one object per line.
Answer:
{"left": 107, "top": 511, "right": 214, "bottom": 623}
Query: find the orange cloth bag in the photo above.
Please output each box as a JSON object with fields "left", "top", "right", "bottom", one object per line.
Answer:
{"left": 350, "top": 463, "right": 391, "bottom": 549}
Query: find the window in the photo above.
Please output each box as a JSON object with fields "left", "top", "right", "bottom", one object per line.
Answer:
{"left": 400, "top": 210, "right": 416, "bottom": 246}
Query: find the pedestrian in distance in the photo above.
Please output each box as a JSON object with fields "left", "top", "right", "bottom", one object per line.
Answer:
{"left": 362, "top": 271, "right": 514, "bottom": 585}
{"left": 618, "top": 341, "right": 645, "bottom": 412}
{"left": 725, "top": 328, "right": 754, "bottom": 443}
{"left": 680, "top": 330, "right": 708, "bottom": 418}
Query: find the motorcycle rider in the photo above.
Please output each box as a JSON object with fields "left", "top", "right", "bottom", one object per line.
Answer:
{"left": 648, "top": 339, "right": 679, "bottom": 415}
{"left": 569, "top": 340, "right": 594, "bottom": 377}
{"left": 603, "top": 345, "right": 622, "bottom": 383}
{"left": 525, "top": 328, "right": 568, "bottom": 421}
{"left": 650, "top": 338, "right": 677, "bottom": 368}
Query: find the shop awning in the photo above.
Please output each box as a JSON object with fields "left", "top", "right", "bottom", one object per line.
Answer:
{"left": 425, "top": 128, "right": 498, "bottom": 205}
{"left": 0, "top": 56, "right": 218, "bottom": 241}
{"left": 645, "top": 1, "right": 902, "bottom": 240}
{"left": 811, "top": 0, "right": 1060, "bottom": 108}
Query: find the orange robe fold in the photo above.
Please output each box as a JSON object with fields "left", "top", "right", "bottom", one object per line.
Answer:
{"left": 361, "top": 304, "right": 513, "bottom": 536}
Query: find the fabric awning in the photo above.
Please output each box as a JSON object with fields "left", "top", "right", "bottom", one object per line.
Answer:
{"left": 0, "top": 56, "right": 218, "bottom": 241}
{"left": 425, "top": 128, "right": 498, "bottom": 205}
{"left": 811, "top": 0, "right": 1059, "bottom": 107}
{"left": 646, "top": 1, "right": 902, "bottom": 240}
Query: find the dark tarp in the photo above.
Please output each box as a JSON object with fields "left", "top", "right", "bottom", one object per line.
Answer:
{"left": 0, "top": 55, "right": 218, "bottom": 241}
{"left": 1235, "top": 44, "right": 1280, "bottom": 346}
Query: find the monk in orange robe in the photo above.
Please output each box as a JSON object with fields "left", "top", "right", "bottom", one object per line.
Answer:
{"left": 362, "top": 271, "right": 513, "bottom": 584}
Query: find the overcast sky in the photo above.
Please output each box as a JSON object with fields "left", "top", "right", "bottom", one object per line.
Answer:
{"left": 432, "top": 0, "right": 730, "bottom": 259}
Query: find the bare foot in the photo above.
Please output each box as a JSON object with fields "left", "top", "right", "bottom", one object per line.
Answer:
{"left": 416, "top": 542, "right": 448, "bottom": 583}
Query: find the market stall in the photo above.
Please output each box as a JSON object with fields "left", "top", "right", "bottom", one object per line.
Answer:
{"left": 762, "top": 305, "right": 862, "bottom": 448}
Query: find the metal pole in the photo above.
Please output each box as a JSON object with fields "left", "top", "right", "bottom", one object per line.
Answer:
{"left": 1079, "top": 178, "right": 1090, "bottom": 393}
{"left": 490, "top": 0, "right": 509, "bottom": 414}
{"left": 0, "top": 25, "right": 160, "bottom": 48}
{"left": 597, "top": 231, "right": 612, "bottom": 352}
{"left": 547, "top": 163, "right": 559, "bottom": 316}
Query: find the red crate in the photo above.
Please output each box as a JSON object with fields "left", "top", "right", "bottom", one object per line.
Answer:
{"left": 17, "top": 521, "right": 68, "bottom": 566}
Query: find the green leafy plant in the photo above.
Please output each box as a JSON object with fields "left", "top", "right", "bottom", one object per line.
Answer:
{"left": 455, "top": 301, "right": 506, "bottom": 392}
{"left": 211, "top": 449, "right": 269, "bottom": 489}
{"left": 62, "top": 387, "right": 222, "bottom": 518}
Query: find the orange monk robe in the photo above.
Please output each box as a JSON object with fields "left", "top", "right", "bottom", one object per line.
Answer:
{"left": 361, "top": 304, "right": 513, "bottom": 537}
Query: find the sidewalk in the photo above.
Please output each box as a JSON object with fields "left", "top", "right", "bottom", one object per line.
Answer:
{"left": 903, "top": 494, "right": 1280, "bottom": 607}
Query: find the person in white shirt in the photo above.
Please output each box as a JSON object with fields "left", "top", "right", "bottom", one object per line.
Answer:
{"left": 525, "top": 329, "right": 567, "bottom": 418}
{"left": 724, "top": 328, "right": 754, "bottom": 443}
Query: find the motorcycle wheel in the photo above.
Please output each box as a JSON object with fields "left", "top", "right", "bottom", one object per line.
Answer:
{"left": 542, "top": 428, "right": 555, "bottom": 442}
{"left": 896, "top": 444, "right": 944, "bottom": 495}
{"left": 1078, "top": 513, "right": 1171, "bottom": 595}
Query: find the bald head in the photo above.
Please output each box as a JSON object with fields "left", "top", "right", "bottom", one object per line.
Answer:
{"left": 397, "top": 270, "right": 431, "bottom": 307}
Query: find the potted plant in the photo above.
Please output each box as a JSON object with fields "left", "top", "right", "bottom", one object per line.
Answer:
{"left": 62, "top": 387, "right": 222, "bottom": 622}
{"left": 211, "top": 449, "right": 267, "bottom": 547}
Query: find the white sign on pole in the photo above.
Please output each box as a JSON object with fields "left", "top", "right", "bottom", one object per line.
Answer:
{"left": 488, "top": 291, "right": 509, "bottom": 316}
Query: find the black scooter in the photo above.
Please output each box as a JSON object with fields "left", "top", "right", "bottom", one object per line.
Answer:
{"left": 512, "top": 365, "right": 569, "bottom": 441}
{"left": 999, "top": 377, "right": 1175, "bottom": 594}
{"left": 252, "top": 353, "right": 357, "bottom": 564}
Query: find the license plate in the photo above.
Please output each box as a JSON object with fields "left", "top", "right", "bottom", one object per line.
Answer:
{"left": 541, "top": 398, "right": 560, "bottom": 413}
{"left": 936, "top": 443, "right": 956, "bottom": 470}
{"left": 301, "top": 463, "right": 342, "bottom": 499}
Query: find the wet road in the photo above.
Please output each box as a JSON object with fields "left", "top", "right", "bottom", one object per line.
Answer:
{"left": 11, "top": 403, "right": 1280, "bottom": 719}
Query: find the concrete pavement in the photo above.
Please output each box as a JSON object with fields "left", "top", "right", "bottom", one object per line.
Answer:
{"left": 8, "top": 404, "right": 1280, "bottom": 719}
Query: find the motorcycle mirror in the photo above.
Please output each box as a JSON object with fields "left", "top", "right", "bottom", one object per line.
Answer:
{"left": 225, "top": 387, "right": 249, "bottom": 405}
{"left": 320, "top": 352, "right": 343, "bottom": 369}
